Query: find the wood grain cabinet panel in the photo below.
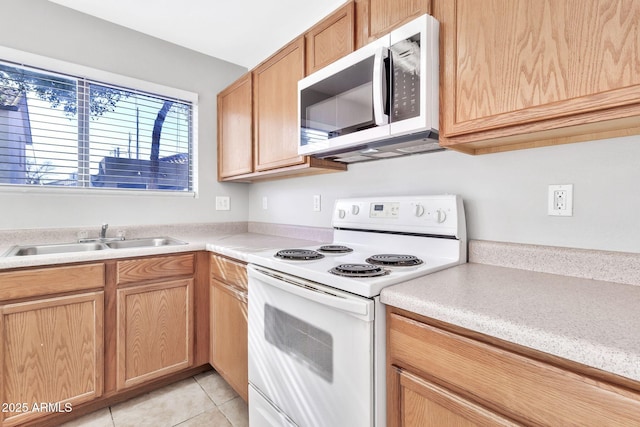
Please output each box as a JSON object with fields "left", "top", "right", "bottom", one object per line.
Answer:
{"left": 0, "top": 263, "right": 104, "bottom": 301}
{"left": 116, "top": 279, "right": 193, "bottom": 390}
{"left": 387, "top": 310, "right": 640, "bottom": 426}
{"left": 305, "top": 1, "right": 355, "bottom": 75}
{"left": 210, "top": 279, "right": 248, "bottom": 401}
{"left": 210, "top": 254, "right": 247, "bottom": 291}
{"left": 355, "top": 0, "right": 431, "bottom": 46}
{"left": 209, "top": 253, "right": 248, "bottom": 402}
{"left": 116, "top": 254, "right": 194, "bottom": 285}
{"left": 253, "top": 37, "right": 307, "bottom": 171}
{"left": 436, "top": 0, "right": 640, "bottom": 154}
{"left": 217, "top": 73, "right": 253, "bottom": 180}
{"left": 0, "top": 292, "right": 103, "bottom": 427}
{"left": 391, "top": 368, "right": 519, "bottom": 427}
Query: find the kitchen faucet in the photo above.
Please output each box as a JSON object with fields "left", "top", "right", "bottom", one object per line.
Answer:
{"left": 100, "top": 223, "right": 108, "bottom": 239}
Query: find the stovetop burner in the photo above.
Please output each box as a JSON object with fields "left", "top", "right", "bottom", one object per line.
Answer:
{"left": 365, "top": 254, "right": 424, "bottom": 267}
{"left": 317, "top": 245, "right": 353, "bottom": 254}
{"left": 329, "top": 263, "right": 389, "bottom": 278}
{"left": 275, "top": 249, "right": 325, "bottom": 261}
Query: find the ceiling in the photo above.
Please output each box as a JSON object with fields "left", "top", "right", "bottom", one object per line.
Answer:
{"left": 48, "top": 0, "right": 346, "bottom": 69}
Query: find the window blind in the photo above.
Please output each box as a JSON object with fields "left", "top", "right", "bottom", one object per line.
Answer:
{"left": 0, "top": 60, "right": 193, "bottom": 192}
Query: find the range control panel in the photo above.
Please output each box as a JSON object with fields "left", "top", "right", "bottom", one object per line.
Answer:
{"left": 369, "top": 202, "right": 400, "bottom": 218}
{"left": 332, "top": 195, "right": 464, "bottom": 238}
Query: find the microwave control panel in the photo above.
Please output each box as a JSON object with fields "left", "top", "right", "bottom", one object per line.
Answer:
{"left": 391, "top": 34, "right": 421, "bottom": 122}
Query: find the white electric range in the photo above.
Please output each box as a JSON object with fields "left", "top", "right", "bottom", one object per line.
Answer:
{"left": 247, "top": 195, "right": 467, "bottom": 427}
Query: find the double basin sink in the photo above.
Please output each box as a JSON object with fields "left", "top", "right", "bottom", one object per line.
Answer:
{"left": 4, "top": 237, "right": 187, "bottom": 257}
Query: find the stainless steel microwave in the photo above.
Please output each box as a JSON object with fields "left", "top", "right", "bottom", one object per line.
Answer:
{"left": 298, "top": 14, "right": 441, "bottom": 163}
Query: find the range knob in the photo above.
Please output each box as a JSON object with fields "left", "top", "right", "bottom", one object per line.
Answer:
{"left": 338, "top": 209, "right": 346, "bottom": 219}
{"left": 415, "top": 204, "right": 425, "bottom": 217}
{"left": 436, "top": 209, "right": 447, "bottom": 223}
{"left": 351, "top": 205, "right": 360, "bottom": 215}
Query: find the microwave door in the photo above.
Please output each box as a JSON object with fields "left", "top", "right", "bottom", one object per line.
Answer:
{"left": 389, "top": 14, "right": 439, "bottom": 136}
{"left": 298, "top": 37, "right": 391, "bottom": 156}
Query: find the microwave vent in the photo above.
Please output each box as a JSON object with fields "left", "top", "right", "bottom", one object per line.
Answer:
{"left": 315, "top": 129, "right": 444, "bottom": 163}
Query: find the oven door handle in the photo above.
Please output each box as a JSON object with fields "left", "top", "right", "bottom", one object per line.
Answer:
{"left": 250, "top": 266, "right": 372, "bottom": 319}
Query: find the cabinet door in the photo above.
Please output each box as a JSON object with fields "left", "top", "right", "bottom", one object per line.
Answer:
{"left": 363, "top": 0, "right": 431, "bottom": 42}
{"left": 305, "top": 2, "right": 355, "bottom": 75}
{"left": 210, "top": 279, "right": 248, "bottom": 402}
{"left": 388, "top": 312, "right": 640, "bottom": 426}
{"left": 389, "top": 368, "right": 519, "bottom": 427}
{"left": 253, "top": 37, "right": 306, "bottom": 171}
{"left": 0, "top": 292, "right": 104, "bottom": 427}
{"left": 117, "top": 279, "right": 193, "bottom": 390}
{"left": 438, "top": 0, "right": 640, "bottom": 153}
{"left": 217, "top": 73, "right": 253, "bottom": 179}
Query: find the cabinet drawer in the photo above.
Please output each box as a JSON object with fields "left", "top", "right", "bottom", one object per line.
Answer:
{"left": 210, "top": 254, "right": 247, "bottom": 290}
{"left": 116, "top": 254, "right": 194, "bottom": 285}
{"left": 388, "top": 313, "right": 640, "bottom": 426}
{"left": 0, "top": 263, "right": 104, "bottom": 301}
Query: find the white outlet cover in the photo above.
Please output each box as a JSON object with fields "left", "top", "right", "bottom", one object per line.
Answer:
{"left": 548, "top": 184, "right": 573, "bottom": 216}
{"left": 313, "top": 195, "right": 321, "bottom": 212}
{"left": 215, "top": 196, "right": 230, "bottom": 211}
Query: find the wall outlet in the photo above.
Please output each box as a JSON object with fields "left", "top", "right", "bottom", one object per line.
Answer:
{"left": 548, "top": 184, "right": 573, "bottom": 216}
{"left": 262, "top": 196, "right": 268, "bottom": 210}
{"left": 215, "top": 196, "right": 230, "bottom": 211}
{"left": 313, "top": 194, "right": 321, "bottom": 212}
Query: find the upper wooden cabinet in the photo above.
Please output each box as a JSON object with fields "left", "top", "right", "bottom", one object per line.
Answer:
{"left": 305, "top": 2, "right": 355, "bottom": 74}
{"left": 217, "top": 73, "right": 253, "bottom": 180}
{"left": 435, "top": 0, "right": 640, "bottom": 154}
{"left": 355, "top": 0, "right": 432, "bottom": 46}
{"left": 217, "top": 7, "right": 351, "bottom": 182}
{"left": 253, "top": 37, "right": 307, "bottom": 171}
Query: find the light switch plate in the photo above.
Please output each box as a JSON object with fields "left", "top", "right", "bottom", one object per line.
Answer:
{"left": 215, "top": 196, "right": 230, "bottom": 211}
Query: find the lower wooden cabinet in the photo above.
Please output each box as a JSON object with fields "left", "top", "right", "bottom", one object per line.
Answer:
{"left": 116, "top": 279, "right": 194, "bottom": 390}
{"left": 0, "top": 291, "right": 104, "bottom": 427}
{"left": 210, "top": 280, "right": 248, "bottom": 401}
{"left": 393, "top": 368, "right": 517, "bottom": 427}
{"left": 387, "top": 308, "right": 640, "bottom": 426}
{"left": 210, "top": 253, "right": 248, "bottom": 401}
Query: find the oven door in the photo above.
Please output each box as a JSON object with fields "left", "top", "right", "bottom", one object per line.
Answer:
{"left": 248, "top": 265, "right": 375, "bottom": 427}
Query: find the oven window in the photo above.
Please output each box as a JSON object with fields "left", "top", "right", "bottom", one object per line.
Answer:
{"left": 264, "top": 304, "right": 333, "bottom": 383}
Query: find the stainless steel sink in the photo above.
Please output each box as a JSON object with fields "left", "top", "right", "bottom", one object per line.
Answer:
{"left": 104, "top": 237, "right": 187, "bottom": 249}
{"left": 3, "top": 236, "right": 187, "bottom": 256}
{"left": 4, "top": 241, "right": 108, "bottom": 257}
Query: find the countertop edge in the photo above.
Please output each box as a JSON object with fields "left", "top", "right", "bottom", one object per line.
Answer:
{"left": 381, "top": 262, "right": 640, "bottom": 383}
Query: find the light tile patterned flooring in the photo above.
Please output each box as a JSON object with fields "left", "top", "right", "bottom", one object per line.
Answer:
{"left": 60, "top": 370, "right": 248, "bottom": 427}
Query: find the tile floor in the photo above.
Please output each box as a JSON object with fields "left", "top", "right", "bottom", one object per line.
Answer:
{"left": 60, "top": 370, "right": 248, "bottom": 427}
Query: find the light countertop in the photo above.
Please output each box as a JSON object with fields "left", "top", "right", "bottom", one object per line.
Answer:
{"left": 381, "top": 262, "right": 640, "bottom": 383}
{"left": 0, "top": 229, "right": 326, "bottom": 270}
{"left": 3, "top": 228, "right": 639, "bottom": 385}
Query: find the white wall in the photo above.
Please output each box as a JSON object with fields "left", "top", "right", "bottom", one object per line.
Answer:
{"left": 3, "top": 2, "right": 639, "bottom": 255}
{"left": 248, "top": 136, "right": 640, "bottom": 253}
{"left": 0, "top": 0, "right": 249, "bottom": 230}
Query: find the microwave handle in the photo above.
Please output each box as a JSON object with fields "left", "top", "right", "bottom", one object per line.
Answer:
{"left": 372, "top": 47, "right": 389, "bottom": 126}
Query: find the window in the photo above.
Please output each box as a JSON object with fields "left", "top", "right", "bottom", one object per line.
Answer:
{"left": 0, "top": 51, "right": 196, "bottom": 193}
